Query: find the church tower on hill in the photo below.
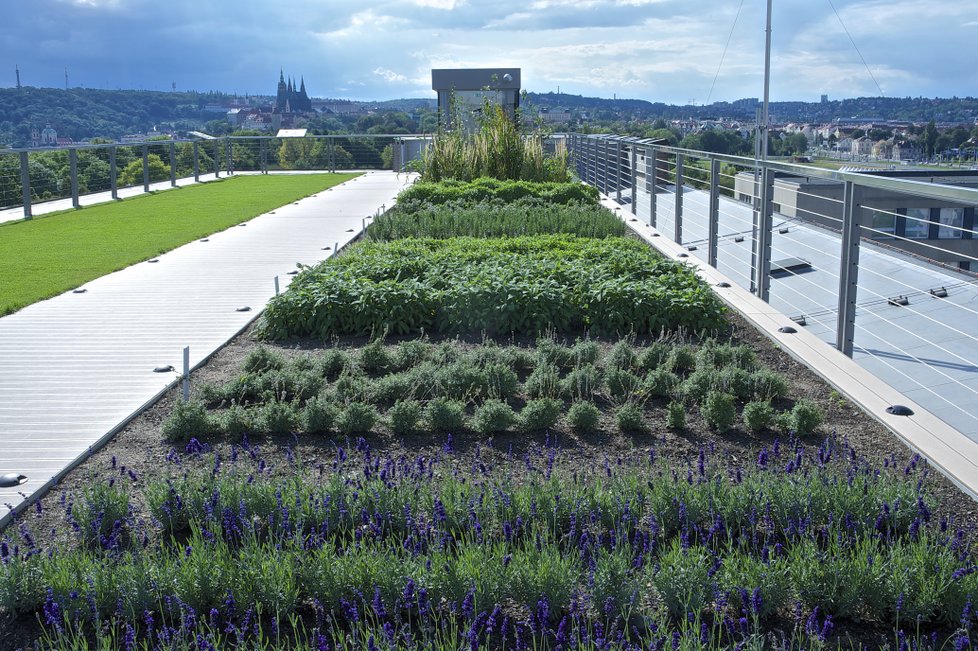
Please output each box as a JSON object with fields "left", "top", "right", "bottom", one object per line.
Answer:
{"left": 275, "top": 69, "right": 312, "bottom": 113}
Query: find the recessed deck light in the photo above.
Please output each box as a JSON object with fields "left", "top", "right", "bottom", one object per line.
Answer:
{"left": 0, "top": 473, "right": 27, "bottom": 488}
{"left": 886, "top": 405, "right": 914, "bottom": 416}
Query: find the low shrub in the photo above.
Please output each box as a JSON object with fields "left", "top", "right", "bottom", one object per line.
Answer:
{"left": 790, "top": 399, "right": 824, "bottom": 436}
{"left": 242, "top": 345, "right": 286, "bottom": 374}
{"left": 636, "top": 342, "right": 671, "bottom": 372}
{"left": 335, "top": 402, "right": 379, "bottom": 435}
{"left": 387, "top": 400, "right": 423, "bottom": 435}
{"left": 605, "top": 368, "right": 643, "bottom": 403}
{"left": 606, "top": 340, "right": 637, "bottom": 371}
{"left": 749, "top": 369, "right": 789, "bottom": 401}
{"left": 742, "top": 400, "right": 774, "bottom": 433}
{"left": 483, "top": 362, "right": 520, "bottom": 400}
{"left": 570, "top": 340, "right": 600, "bottom": 367}
{"left": 566, "top": 401, "right": 601, "bottom": 432}
{"left": 615, "top": 402, "right": 646, "bottom": 433}
{"left": 666, "top": 345, "right": 697, "bottom": 374}
{"left": 255, "top": 401, "right": 299, "bottom": 435}
{"left": 666, "top": 400, "right": 686, "bottom": 430}
{"left": 368, "top": 372, "right": 418, "bottom": 405}
{"left": 316, "top": 349, "right": 350, "bottom": 380}
{"left": 330, "top": 372, "right": 370, "bottom": 403}
{"left": 393, "top": 340, "right": 432, "bottom": 371}
{"left": 701, "top": 391, "right": 737, "bottom": 432}
{"left": 518, "top": 398, "right": 562, "bottom": 432}
{"left": 394, "top": 178, "right": 598, "bottom": 207}
{"left": 537, "top": 337, "right": 575, "bottom": 369}
{"left": 435, "top": 361, "right": 489, "bottom": 400}
{"left": 301, "top": 396, "right": 339, "bottom": 434}
{"left": 561, "top": 365, "right": 602, "bottom": 401}
{"left": 424, "top": 397, "right": 466, "bottom": 432}
{"left": 220, "top": 402, "right": 253, "bottom": 439}
{"left": 524, "top": 363, "right": 562, "bottom": 399}
{"left": 471, "top": 399, "right": 516, "bottom": 434}
{"left": 162, "top": 400, "right": 215, "bottom": 443}
{"left": 359, "top": 340, "right": 396, "bottom": 375}
{"left": 644, "top": 368, "right": 680, "bottom": 398}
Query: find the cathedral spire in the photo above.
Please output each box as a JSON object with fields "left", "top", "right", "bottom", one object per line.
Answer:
{"left": 280, "top": 68, "right": 285, "bottom": 84}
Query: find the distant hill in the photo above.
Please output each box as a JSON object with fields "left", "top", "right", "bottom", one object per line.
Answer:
{"left": 1, "top": 86, "right": 975, "bottom": 148}
{"left": 0, "top": 87, "right": 239, "bottom": 147}
{"left": 525, "top": 92, "right": 978, "bottom": 124}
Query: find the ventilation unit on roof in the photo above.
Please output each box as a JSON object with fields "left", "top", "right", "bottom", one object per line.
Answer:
{"left": 888, "top": 295, "right": 910, "bottom": 307}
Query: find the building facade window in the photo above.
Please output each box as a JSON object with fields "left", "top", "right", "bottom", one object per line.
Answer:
{"left": 938, "top": 208, "right": 964, "bottom": 239}
{"left": 869, "top": 210, "right": 896, "bottom": 238}
{"left": 904, "top": 208, "right": 931, "bottom": 239}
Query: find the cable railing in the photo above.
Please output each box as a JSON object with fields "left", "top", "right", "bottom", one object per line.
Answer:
{"left": 569, "top": 133, "right": 978, "bottom": 440}
{"left": 0, "top": 134, "right": 412, "bottom": 216}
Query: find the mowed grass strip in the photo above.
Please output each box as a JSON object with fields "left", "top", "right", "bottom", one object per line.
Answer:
{"left": 0, "top": 173, "right": 359, "bottom": 315}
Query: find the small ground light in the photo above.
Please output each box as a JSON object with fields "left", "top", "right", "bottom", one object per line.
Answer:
{"left": 687, "top": 245, "right": 698, "bottom": 251}
{"left": 346, "top": 228, "right": 355, "bottom": 232}
{"left": 287, "top": 270, "right": 299, "bottom": 275}
{"left": 716, "top": 282, "right": 732, "bottom": 288}
{"left": 778, "top": 326, "right": 797, "bottom": 334}
{"left": 200, "top": 238, "right": 209, "bottom": 242}
{"left": 153, "top": 365, "right": 175, "bottom": 373}
{"left": 886, "top": 405, "right": 914, "bottom": 416}
{"left": 779, "top": 227, "right": 790, "bottom": 234}
{"left": 930, "top": 287, "right": 948, "bottom": 298}
{"left": 677, "top": 253, "right": 689, "bottom": 258}
{"left": 148, "top": 259, "right": 159, "bottom": 263}
{"left": 0, "top": 473, "right": 27, "bottom": 488}
{"left": 734, "top": 236, "right": 745, "bottom": 243}
{"left": 73, "top": 288, "right": 87, "bottom": 294}
{"left": 236, "top": 306, "right": 252, "bottom": 312}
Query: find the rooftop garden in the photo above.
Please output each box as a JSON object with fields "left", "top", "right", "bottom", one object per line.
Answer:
{"left": 1, "top": 115, "right": 976, "bottom": 650}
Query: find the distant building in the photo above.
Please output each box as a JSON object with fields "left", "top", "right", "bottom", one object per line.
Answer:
{"left": 275, "top": 69, "right": 313, "bottom": 114}
{"left": 30, "top": 124, "right": 59, "bottom": 148}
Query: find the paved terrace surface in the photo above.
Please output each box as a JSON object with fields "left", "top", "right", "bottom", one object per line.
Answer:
{"left": 0, "top": 171, "right": 415, "bottom": 524}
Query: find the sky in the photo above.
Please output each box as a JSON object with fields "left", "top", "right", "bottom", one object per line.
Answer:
{"left": 4, "top": 0, "right": 978, "bottom": 105}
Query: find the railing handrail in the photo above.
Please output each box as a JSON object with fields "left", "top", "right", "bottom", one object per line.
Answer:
{"left": 576, "top": 134, "right": 978, "bottom": 205}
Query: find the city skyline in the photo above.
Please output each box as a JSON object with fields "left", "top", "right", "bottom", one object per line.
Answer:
{"left": 5, "top": 0, "right": 978, "bottom": 104}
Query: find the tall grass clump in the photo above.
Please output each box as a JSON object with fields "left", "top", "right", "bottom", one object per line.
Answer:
{"left": 422, "top": 103, "right": 569, "bottom": 183}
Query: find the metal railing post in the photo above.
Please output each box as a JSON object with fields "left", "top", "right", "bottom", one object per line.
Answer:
{"left": 630, "top": 143, "right": 637, "bottom": 214}
{"left": 69, "top": 148, "right": 79, "bottom": 208}
{"left": 226, "top": 141, "right": 234, "bottom": 175}
{"left": 615, "top": 140, "right": 623, "bottom": 203}
{"left": 329, "top": 139, "right": 336, "bottom": 173}
{"left": 19, "top": 151, "right": 31, "bottom": 219}
{"left": 193, "top": 142, "right": 199, "bottom": 182}
{"left": 836, "top": 181, "right": 861, "bottom": 357}
{"left": 708, "top": 158, "right": 720, "bottom": 267}
{"left": 109, "top": 146, "right": 118, "bottom": 199}
{"left": 674, "top": 153, "right": 684, "bottom": 243}
{"left": 142, "top": 145, "right": 150, "bottom": 192}
{"left": 649, "top": 147, "right": 657, "bottom": 227}
{"left": 214, "top": 141, "right": 220, "bottom": 178}
{"left": 169, "top": 142, "right": 177, "bottom": 187}
{"left": 754, "top": 167, "right": 775, "bottom": 302}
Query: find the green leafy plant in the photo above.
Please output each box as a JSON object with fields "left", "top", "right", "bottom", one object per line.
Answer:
{"left": 666, "top": 400, "right": 686, "bottom": 430}
{"left": 471, "top": 399, "right": 516, "bottom": 434}
{"left": 742, "top": 400, "right": 774, "bottom": 433}
{"left": 162, "top": 399, "right": 215, "bottom": 443}
{"left": 566, "top": 400, "right": 601, "bottom": 432}
{"left": 301, "top": 396, "right": 339, "bottom": 433}
{"left": 790, "top": 399, "right": 824, "bottom": 436}
{"left": 255, "top": 400, "right": 299, "bottom": 435}
{"left": 424, "top": 397, "right": 466, "bottom": 432}
{"left": 518, "top": 398, "right": 562, "bottom": 432}
{"left": 615, "top": 402, "right": 646, "bottom": 433}
{"left": 701, "top": 391, "right": 737, "bottom": 432}
{"left": 561, "top": 365, "right": 602, "bottom": 401}
{"left": 387, "top": 400, "right": 423, "bottom": 435}
{"left": 335, "top": 402, "right": 379, "bottom": 434}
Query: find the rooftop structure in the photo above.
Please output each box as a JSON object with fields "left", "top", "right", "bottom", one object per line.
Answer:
{"left": 431, "top": 67, "right": 521, "bottom": 129}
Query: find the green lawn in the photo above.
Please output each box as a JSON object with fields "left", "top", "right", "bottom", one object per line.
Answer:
{"left": 0, "top": 173, "right": 359, "bottom": 315}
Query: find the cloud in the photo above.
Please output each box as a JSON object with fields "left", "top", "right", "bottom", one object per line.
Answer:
{"left": 373, "top": 67, "right": 408, "bottom": 83}
{"left": 411, "top": 0, "right": 464, "bottom": 8}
